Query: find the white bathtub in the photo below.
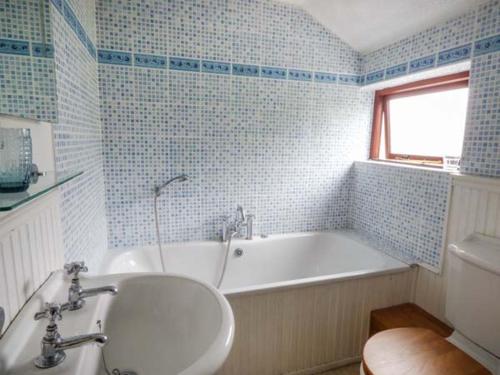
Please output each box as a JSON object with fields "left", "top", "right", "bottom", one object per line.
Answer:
{"left": 101, "top": 230, "right": 409, "bottom": 295}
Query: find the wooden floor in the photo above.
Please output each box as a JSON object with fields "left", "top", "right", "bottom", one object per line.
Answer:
{"left": 318, "top": 363, "right": 360, "bottom": 375}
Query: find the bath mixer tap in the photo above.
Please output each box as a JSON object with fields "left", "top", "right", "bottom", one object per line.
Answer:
{"left": 64, "top": 261, "right": 118, "bottom": 310}
{"left": 34, "top": 303, "right": 108, "bottom": 368}
{"left": 236, "top": 205, "right": 246, "bottom": 223}
{"left": 222, "top": 206, "right": 254, "bottom": 241}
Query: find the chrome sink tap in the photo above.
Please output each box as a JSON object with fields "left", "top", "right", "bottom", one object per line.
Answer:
{"left": 64, "top": 261, "right": 118, "bottom": 311}
{"left": 33, "top": 303, "right": 108, "bottom": 368}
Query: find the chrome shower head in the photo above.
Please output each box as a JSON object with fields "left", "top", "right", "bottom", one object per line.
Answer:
{"left": 154, "top": 174, "right": 189, "bottom": 197}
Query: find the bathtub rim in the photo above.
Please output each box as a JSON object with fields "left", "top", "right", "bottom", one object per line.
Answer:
{"left": 221, "top": 265, "right": 411, "bottom": 297}
{"left": 100, "top": 230, "right": 412, "bottom": 296}
{"left": 101, "top": 230, "right": 411, "bottom": 267}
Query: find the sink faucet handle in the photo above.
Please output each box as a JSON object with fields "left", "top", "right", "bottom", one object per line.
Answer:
{"left": 34, "top": 303, "right": 64, "bottom": 322}
{"left": 64, "top": 261, "right": 88, "bottom": 277}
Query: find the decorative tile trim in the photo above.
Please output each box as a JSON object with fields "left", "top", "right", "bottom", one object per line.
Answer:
{"left": 134, "top": 53, "right": 167, "bottom": 69}
{"left": 364, "top": 33, "right": 499, "bottom": 86}
{"left": 31, "top": 42, "right": 54, "bottom": 58}
{"left": 170, "top": 57, "right": 200, "bottom": 72}
{"left": 98, "top": 50, "right": 132, "bottom": 65}
{"left": 50, "top": 0, "right": 63, "bottom": 13}
{"left": 437, "top": 44, "right": 472, "bottom": 66}
{"left": 50, "top": 0, "right": 96, "bottom": 60}
{"left": 86, "top": 41, "right": 97, "bottom": 59}
{"left": 0, "top": 39, "right": 30, "bottom": 56}
{"left": 201, "top": 60, "right": 231, "bottom": 74}
{"left": 232, "top": 63, "right": 260, "bottom": 76}
{"left": 366, "top": 70, "right": 385, "bottom": 84}
{"left": 261, "top": 66, "right": 287, "bottom": 79}
{"left": 338, "top": 74, "right": 364, "bottom": 86}
{"left": 88, "top": 33, "right": 500, "bottom": 86}
{"left": 314, "top": 72, "right": 337, "bottom": 84}
{"left": 288, "top": 69, "right": 313, "bottom": 81}
{"left": 409, "top": 54, "right": 436, "bottom": 73}
{"left": 385, "top": 63, "right": 408, "bottom": 79}
{"left": 474, "top": 34, "right": 500, "bottom": 56}
{"left": 63, "top": 3, "right": 83, "bottom": 43}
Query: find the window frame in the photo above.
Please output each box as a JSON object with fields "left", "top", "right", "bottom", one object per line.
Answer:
{"left": 370, "top": 71, "right": 470, "bottom": 167}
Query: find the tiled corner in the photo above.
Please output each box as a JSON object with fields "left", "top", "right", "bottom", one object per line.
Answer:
{"left": 51, "top": 0, "right": 107, "bottom": 267}
{"left": 350, "top": 162, "right": 451, "bottom": 268}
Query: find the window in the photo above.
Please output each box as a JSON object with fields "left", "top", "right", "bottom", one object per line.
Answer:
{"left": 370, "top": 71, "right": 469, "bottom": 167}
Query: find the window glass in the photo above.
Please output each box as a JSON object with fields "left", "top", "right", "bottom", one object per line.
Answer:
{"left": 389, "top": 88, "right": 469, "bottom": 157}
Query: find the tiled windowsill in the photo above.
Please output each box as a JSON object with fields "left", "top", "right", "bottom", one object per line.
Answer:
{"left": 355, "top": 159, "right": 453, "bottom": 174}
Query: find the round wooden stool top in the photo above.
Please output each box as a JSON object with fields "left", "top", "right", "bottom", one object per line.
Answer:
{"left": 362, "top": 328, "right": 491, "bottom": 375}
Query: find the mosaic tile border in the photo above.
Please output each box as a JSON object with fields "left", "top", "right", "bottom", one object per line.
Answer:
{"left": 437, "top": 44, "right": 472, "bottom": 66}
{"left": 0, "top": 39, "right": 30, "bottom": 56}
{"left": 0, "top": 38, "right": 53, "bottom": 58}
{"left": 31, "top": 42, "right": 55, "bottom": 58}
{"left": 95, "top": 51, "right": 365, "bottom": 86}
{"left": 98, "top": 49, "right": 132, "bottom": 65}
{"left": 49, "top": 0, "right": 96, "bottom": 59}
{"left": 202, "top": 60, "right": 231, "bottom": 75}
{"left": 91, "top": 32, "right": 499, "bottom": 86}
{"left": 364, "top": 33, "right": 500, "bottom": 86}
{"left": 474, "top": 34, "right": 500, "bottom": 56}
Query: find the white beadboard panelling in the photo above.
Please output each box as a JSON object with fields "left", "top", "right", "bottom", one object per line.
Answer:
{"left": 217, "top": 269, "right": 415, "bottom": 375}
{"left": 414, "top": 174, "right": 500, "bottom": 322}
{"left": 0, "top": 191, "right": 64, "bottom": 335}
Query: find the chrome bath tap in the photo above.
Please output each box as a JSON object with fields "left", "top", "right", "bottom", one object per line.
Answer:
{"left": 64, "top": 261, "right": 118, "bottom": 310}
{"left": 222, "top": 205, "right": 254, "bottom": 241}
{"left": 34, "top": 303, "right": 108, "bottom": 368}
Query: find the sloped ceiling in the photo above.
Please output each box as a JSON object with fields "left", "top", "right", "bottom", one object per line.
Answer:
{"left": 280, "top": 0, "right": 484, "bottom": 53}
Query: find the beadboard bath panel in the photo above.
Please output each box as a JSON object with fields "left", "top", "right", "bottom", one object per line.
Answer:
{"left": 414, "top": 174, "right": 500, "bottom": 322}
{"left": 0, "top": 191, "right": 64, "bottom": 335}
{"left": 217, "top": 270, "right": 415, "bottom": 375}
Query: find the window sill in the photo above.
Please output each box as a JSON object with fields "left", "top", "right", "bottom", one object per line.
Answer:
{"left": 357, "top": 159, "right": 453, "bottom": 174}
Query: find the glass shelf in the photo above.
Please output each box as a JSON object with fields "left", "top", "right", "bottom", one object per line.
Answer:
{"left": 0, "top": 171, "right": 82, "bottom": 212}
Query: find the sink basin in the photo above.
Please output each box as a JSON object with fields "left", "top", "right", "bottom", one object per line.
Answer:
{"left": 0, "top": 272, "right": 234, "bottom": 375}
{"left": 99, "top": 274, "right": 234, "bottom": 375}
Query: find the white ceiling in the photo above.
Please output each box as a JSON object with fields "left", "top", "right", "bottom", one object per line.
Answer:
{"left": 280, "top": 0, "right": 484, "bottom": 53}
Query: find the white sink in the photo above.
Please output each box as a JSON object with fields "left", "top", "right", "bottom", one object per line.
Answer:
{"left": 100, "top": 274, "right": 234, "bottom": 374}
{"left": 0, "top": 272, "right": 234, "bottom": 375}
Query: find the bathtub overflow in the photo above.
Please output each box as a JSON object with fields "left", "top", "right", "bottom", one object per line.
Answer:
{"left": 234, "top": 248, "right": 244, "bottom": 257}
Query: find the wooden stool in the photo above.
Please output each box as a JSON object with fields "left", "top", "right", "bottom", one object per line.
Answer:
{"left": 362, "top": 327, "right": 491, "bottom": 375}
{"left": 370, "top": 303, "right": 452, "bottom": 338}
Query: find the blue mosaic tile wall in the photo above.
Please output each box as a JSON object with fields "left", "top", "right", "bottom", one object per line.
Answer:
{"left": 96, "top": 0, "right": 373, "bottom": 248}
{"left": 350, "top": 162, "right": 451, "bottom": 269}
{"left": 50, "top": 0, "right": 108, "bottom": 269}
{"left": 0, "top": 0, "right": 58, "bottom": 121}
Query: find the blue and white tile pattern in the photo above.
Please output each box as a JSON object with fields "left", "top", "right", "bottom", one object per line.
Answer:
{"left": 350, "top": 162, "right": 451, "bottom": 269}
